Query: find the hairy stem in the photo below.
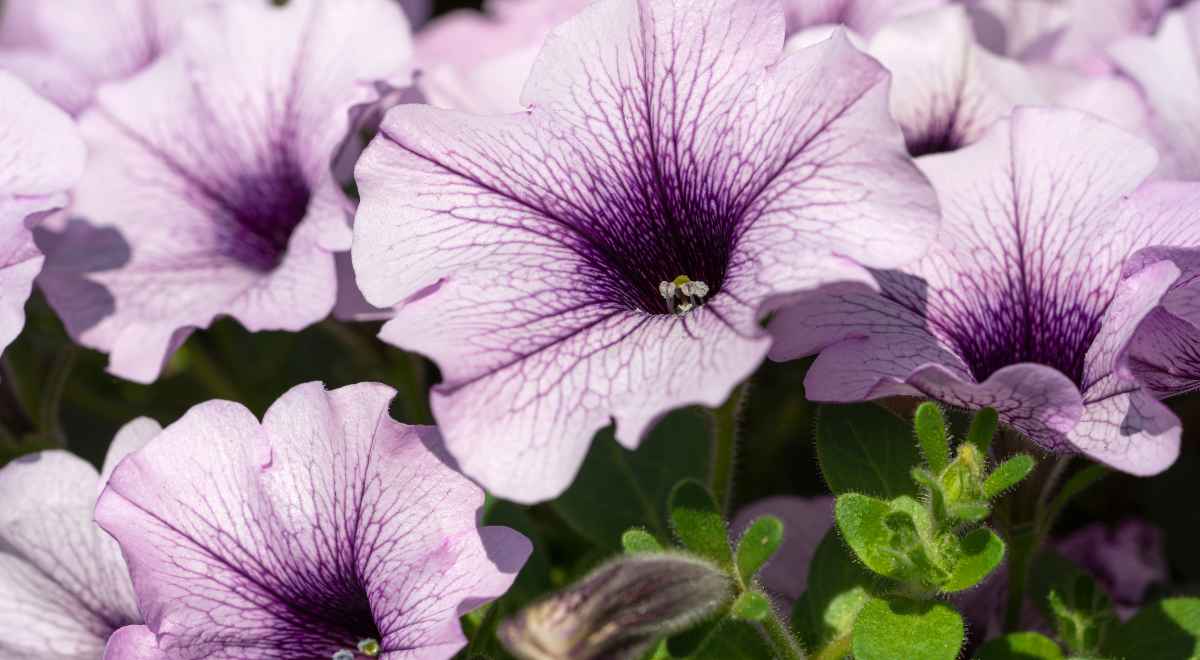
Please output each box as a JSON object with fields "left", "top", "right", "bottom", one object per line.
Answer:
{"left": 760, "top": 604, "right": 807, "bottom": 660}
{"left": 708, "top": 382, "right": 748, "bottom": 515}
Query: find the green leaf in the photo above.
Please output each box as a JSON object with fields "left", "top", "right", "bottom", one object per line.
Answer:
{"left": 622, "top": 528, "right": 663, "bottom": 554}
{"left": 815, "top": 403, "right": 921, "bottom": 498}
{"left": 1030, "top": 553, "right": 1116, "bottom": 655}
{"left": 942, "top": 528, "right": 1005, "bottom": 592}
{"left": 966, "top": 407, "right": 999, "bottom": 456}
{"left": 834, "top": 493, "right": 898, "bottom": 578}
{"left": 730, "top": 592, "right": 772, "bottom": 622}
{"left": 735, "top": 515, "right": 784, "bottom": 583}
{"left": 976, "top": 632, "right": 1065, "bottom": 660}
{"left": 792, "top": 530, "right": 874, "bottom": 653}
{"left": 914, "top": 402, "right": 950, "bottom": 473}
{"left": 1104, "top": 598, "right": 1200, "bottom": 660}
{"left": 851, "top": 596, "right": 964, "bottom": 660}
{"left": 669, "top": 479, "right": 733, "bottom": 567}
{"left": 945, "top": 500, "right": 991, "bottom": 523}
{"left": 984, "top": 454, "right": 1036, "bottom": 499}
{"left": 553, "top": 409, "right": 709, "bottom": 549}
{"left": 691, "top": 619, "right": 777, "bottom": 660}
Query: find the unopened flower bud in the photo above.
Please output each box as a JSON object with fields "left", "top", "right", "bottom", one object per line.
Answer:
{"left": 499, "top": 553, "right": 732, "bottom": 660}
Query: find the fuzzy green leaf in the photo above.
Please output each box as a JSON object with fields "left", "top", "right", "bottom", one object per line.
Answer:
{"left": 816, "top": 404, "right": 921, "bottom": 498}
{"left": 735, "top": 515, "right": 784, "bottom": 583}
{"left": 1104, "top": 598, "right": 1200, "bottom": 659}
{"left": 914, "top": 402, "right": 950, "bottom": 473}
{"left": 984, "top": 454, "right": 1036, "bottom": 499}
{"left": 834, "top": 493, "right": 898, "bottom": 578}
{"left": 622, "top": 528, "right": 663, "bottom": 554}
{"left": 976, "top": 632, "right": 1064, "bottom": 660}
{"left": 966, "top": 407, "right": 999, "bottom": 456}
{"left": 730, "top": 592, "right": 772, "bottom": 622}
{"left": 792, "top": 530, "right": 874, "bottom": 653}
{"left": 669, "top": 479, "right": 733, "bottom": 567}
{"left": 942, "top": 528, "right": 1005, "bottom": 592}
{"left": 851, "top": 596, "right": 964, "bottom": 660}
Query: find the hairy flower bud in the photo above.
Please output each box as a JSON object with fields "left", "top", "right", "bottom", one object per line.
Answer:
{"left": 499, "top": 553, "right": 732, "bottom": 660}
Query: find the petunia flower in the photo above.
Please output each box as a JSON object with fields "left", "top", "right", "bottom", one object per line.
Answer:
{"left": 352, "top": 0, "right": 941, "bottom": 502}
{"left": 414, "top": 0, "right": 595, "bottom": 114}
{"left": 1111, "top": 3, "right": 1200, "bottom": 181}
{"left": 959, "top": 0, "right": 1178, "bottom": 73}
{"left": 35, "top": 0, "right": 413, "bottom": 383}
{"left": 0, "top": 71, "right": 84, "bottom": 357}
{"left": 0, "top": 0, "right": 216, "bottom": 115}
{"left": 96, "top": 381, "right": 531, "bottom": 660}
{"left": 825, "top": 5, "right": 1146, "bottom": 158}
{"left": 0, "top": 418, "right": 160, "bottom": 659}
{"left": 770, "top": 107, "right": 1200, "bottom": 476}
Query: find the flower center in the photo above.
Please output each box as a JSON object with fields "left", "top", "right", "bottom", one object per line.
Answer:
{"left": 659, "top": 275, "right": 710, "bottom": 314}
{"left": 332, "top": 638, "right": 381, "bottom": 659}
{"left": 218, "top": 154, "right": 312, "bottom": 272}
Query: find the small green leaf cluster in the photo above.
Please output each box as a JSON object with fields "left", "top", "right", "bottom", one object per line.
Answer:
{"left": 978, "top": 551, "right": 1200, "bottom": 659}
{"left": 809, "top": 403, "right": 1034, "bottom": 660}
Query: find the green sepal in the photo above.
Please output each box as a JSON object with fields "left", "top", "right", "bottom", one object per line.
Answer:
{"left": 966, "top": 407, "right": 999, "bottom": 456}
{"left": 622, "top": 528, "right": 663, "bottom": 554}
{"left": 984, "top": 454, "right": 1036, "bottom": 499}
{"left": 914, "top": 402, "right": 950, "bottom": 473}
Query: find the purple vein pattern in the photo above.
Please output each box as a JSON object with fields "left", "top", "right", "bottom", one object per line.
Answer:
{"left": 0, "top": 0, "right": 216, "bottom": 115}
{"left": 770, "top": 107, "right": 1200, "bottom": 476}
{"left": 414, "top": 0, "right": 596, "bottom": 115}
{"left": 0, "top": 419, "right": 159, "bottom": 659}
{"left": 0, "top": 71, "right": 84, "bottom": 357}
{"left": 34, "top": 0, "right": 413, "bottom": 384}
{"left": 352, "top": 0, "right": 941, "bottom": 503}
{"left": 96, "top": 382, "right": 531, "bottom": 660}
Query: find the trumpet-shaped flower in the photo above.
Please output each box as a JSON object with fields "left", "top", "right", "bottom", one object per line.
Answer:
{"left": 0, "top": 71, "right": 84, "bottom": 356}
{"left": 0, "top": 0, "right": 216, "bottom": 114}
{"left": 96, "top": 382, "right": 530, "bottom": 660}
{"left": 771, "top": 107, "right": 1200, "bottom": 476}
{"left": 353, "top": 0, "right": 940, "bottom": 502}
{"left": 0, "top": 419, "right": 159, "bottom": 659}
{"left": 36, "top": 0, "right": 412, "bottom": 383}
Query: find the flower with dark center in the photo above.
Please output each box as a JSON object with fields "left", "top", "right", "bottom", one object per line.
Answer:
{"left": 0, "top": 0, "right": 216, "bottom": 115}
{"left": 96, "top": 382, "right": 530, "bottom": 660}
{"left": 352, "top": 0, "right": 941, "bottom": 503}
{"left": 0, "top": 419, "right": 158, "bottom": 658}
{"left": 770, "top": 107, "right": 1200, "bottom": 476}
{"left": 0, "top": 72, "right": 83, "bottom": 359}
{"left": 35, "top": 0, "right": 413, "bottom": 384}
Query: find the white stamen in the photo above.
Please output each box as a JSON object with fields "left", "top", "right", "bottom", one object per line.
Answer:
{"left": 332, "top": 650, "right": 355, "bottom": 660}
{"left": 659, "top": 281, "right": 676, "bottom": 300}
{"left": 659, "top": 276, "right": 709, "bottom": 314}
{"left": 677, "top": 301, "right": 694, "bottom": 313}
{"left": 682, "top": 281, "right": 709, "bottom": 299}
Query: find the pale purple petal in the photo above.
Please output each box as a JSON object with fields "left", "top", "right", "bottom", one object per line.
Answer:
{"left": 1057, "top": 519, "right": 1169, "bottom": 616}
{"left": 37, "top": 0, "right": 412, "bottom": 383}
{"left": 1112, "top": 4, "right": 1200, "bottom": 180}
{"left": 774, "top": 107, "right": 1200, "bottom": 474}
{"left": 0, "top": 433, "right": 147, "bottom": 659}
{"left": 354, "top": 0, "right": 938, "bottom": 502}
{"left": 95, "top": 382, "right": 530, "bottom": 660}
{"left": 782, "top": 0, "right": 947, "bottom": 37}
{"left": 0, "top": 0, "right": 217, "bottom": 114}
{"left": 414, "top": 0, "right": 594, "bottom": 114}
{"left": 0, "top": 71, "right": 84, "bottom": 356}
{"left": 103, "top": 625, "right": 165, "bottom": 660}
{"left": 731, "top": 496, "right": 835, "bottom": 612}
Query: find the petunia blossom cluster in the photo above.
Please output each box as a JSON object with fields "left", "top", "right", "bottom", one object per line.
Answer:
{"left": 0, "top": 0, "right": 1198, "bottom": 656}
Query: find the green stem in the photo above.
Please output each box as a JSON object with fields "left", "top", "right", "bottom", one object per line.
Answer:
{"left": 39, "top": 345, "right": 77, "bottom": 447}
{"left": 1003, "top": 454, "right": 1073, "bottom": 631}
{"left": 760, "top": 604, "right": 807, "bottom": 660}
{"left": 708, "top": 382, "right": 748, "bottom": 515}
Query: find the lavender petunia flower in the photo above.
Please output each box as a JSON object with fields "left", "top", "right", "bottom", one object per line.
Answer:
{"left": 353, "top": 0, "right": 940, "bottom": 502}
{"left": 414, "top": 0, "right": 594, "bottom": 114}
{"left": 782, "top": 0, "right": 947, "bottom": 38}
{"left": 35, "top": 0, "right": 413, "bottom": 383}
{"left": 1112, "top": 3, "right": 1200, "bottom": 181}
{"left": 835, "top": 5, "right": 1147, "bottom": 158}
{"left": 0, "top": 71, "right": 84, "bottom": 357}
{"left": 731, "top": 496, "right": 835, "bottom": 613}
{"left": 0, "top": 0, "right": 216, "bottom": 115}
{"left": 0, "top": 418, "right": 160, "bottom": 659}
{"left": 959, "top": 0, "right": 1179, "bottom": 72}
{"left": 96, "top": 381, "right": 531, "bottom": 660}
{"left": 770, "top": 107, "right": 1200, "bottom": 476}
